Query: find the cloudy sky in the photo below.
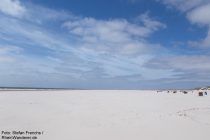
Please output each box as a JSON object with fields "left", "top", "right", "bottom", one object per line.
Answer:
{"left": 0, "top": 0, "right": 210, "bottom": 89}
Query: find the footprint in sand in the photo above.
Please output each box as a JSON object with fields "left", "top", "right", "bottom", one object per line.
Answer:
{"left": 176, "top": 107, "right": 210, "bottom": 125}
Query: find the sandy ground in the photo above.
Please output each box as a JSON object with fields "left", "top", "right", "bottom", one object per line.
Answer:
{"left": 0, "top": 90, "right": 210, "bottom": 140}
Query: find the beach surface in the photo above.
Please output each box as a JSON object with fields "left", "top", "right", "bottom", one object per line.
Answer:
{"left": 0, "top": 90, "right": 210, "bottom": 140}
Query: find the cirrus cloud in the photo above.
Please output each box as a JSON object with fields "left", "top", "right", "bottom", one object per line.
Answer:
{"left": 0, "top": 0, "right": 209, "bottom": 89}
{"left": 0, "top": 0, "right": 26, "bottom": 18}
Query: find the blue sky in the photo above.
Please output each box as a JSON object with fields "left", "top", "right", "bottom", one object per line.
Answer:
{"left": 0, "top": 0, "right": 210, "bottom": 89}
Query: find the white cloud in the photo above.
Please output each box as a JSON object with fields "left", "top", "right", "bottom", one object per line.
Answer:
{"left": 143, "top": 54, "right": 210, "bottom": 84}
{"left": 63, "top": 13, "right": 165, "bottom": 56}
{"left": 186, "top": 3, "right": 210, "bottom": 47}
{"left": 170, "top": 55, "right": 210, "bottom": 70}
{"left": 4, "top": 0, "right": 209, "bottom": 88}
{"left": 203, "top": 30, "right": 210, "bottom": 46}
{"left": 146, "top": 55, "right": 210, "bottom": 71}
{"left": 159, "top": 0, "right": 210, "bottom": 47}
{"left": 63, "top": 13, "right": 165, "bottom": 40}
{"left": 0, "top": 0, "right": 26, "bottom": 17}
{"left": 158, "top": 0, "right": 209, "bottom": 11}
{"left": 0, "top": 6, "right": 167, "bottom": 81}
{"left": 135, "top": 13, "right": 167, "bottom": 32}
{"left": 187, "top": 3, "right": 210, "bottom": 47}
{"left": 189, "top": 29, "right": 210, "bottom": 47}
{"left": 187, "top": 4, "right": 210, "bottom": 25}
{"left": 0, "top": 45, "right": 21, "bottom": 54}
{"left": 0, "top": 45, "right": 23, "bottom": 63}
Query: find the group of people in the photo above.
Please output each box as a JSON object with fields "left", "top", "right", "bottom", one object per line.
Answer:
{"left": 156, "top": 90, "right": 209, "bottom": 96}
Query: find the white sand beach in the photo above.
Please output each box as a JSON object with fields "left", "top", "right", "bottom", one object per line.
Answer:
{"left": 0, "top": 90, "right": 210, "bottom": 140}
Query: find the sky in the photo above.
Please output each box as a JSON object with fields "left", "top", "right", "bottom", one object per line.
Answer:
{"left": 0, "top": 0, "right": 210, "bottom": 89}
